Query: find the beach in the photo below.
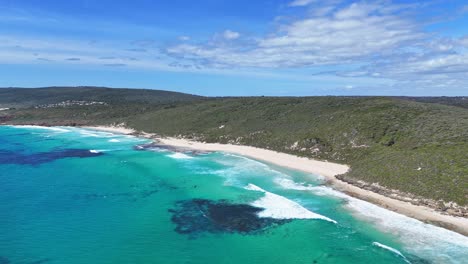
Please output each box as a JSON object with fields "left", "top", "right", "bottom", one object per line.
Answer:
{"left": 83, "top": 125, "right": 468, "bottom": 236}
{"left": 82, "top": 126, "right": 136, "bottom": 135}
{"left": 156, "top": 136, "right": 468, "bottom": 235}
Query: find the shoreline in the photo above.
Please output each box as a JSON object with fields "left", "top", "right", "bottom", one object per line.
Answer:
{"left": 86, "top": 126, "right": 468, "bottom": 236}
{"left": 6, "top": 124, "right": 468, "bottom": 236}
{"left": 82, "top": 126, "right": 136, "bottom": 135}
{"left": 153, "top": 136, "right": 468, "bottom": 236}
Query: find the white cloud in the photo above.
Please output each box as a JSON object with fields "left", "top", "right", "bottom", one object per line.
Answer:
{"left": 167, "top": 2, "right": 423, "bottom": 68}
{"left": 2, "top": 0, "right": 468, "bottom": 94}
{"left": 164, "top": 1, "right": 468, "bottom": 92}
{"left": 2, "top": 34, "right": 389, "bottom": 85}
{"left": 371, "top": 53, "right": 468, "bottom": 76}
{"left": 222, "top": 30, "right": 240, "bottom": 40}
{"left": 178, "top": 36, "right": 190, "bottom": 41}
{"left": 461, "top": 5, "right": 468, "bottom": 14}
{"left": 289, "top": 0, "right": 317, "bottom": 7}
{"left": 459, "top": 36, "right": 468, "bottom": 47}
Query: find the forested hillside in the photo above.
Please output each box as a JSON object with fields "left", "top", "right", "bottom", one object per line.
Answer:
{"left": 1, "top": 87, "right": 466, "bottom": 213}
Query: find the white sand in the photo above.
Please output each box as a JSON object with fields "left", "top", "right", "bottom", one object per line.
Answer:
{"left": 82, "top": 126, "right": 135, "bottom": 135}
{"left": 156, "top": 136, "right": 468, "bottom": 236}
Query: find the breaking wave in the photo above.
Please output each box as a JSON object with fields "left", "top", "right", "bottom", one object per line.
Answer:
{"left": 275, "top": 177, "right": 468, "bottom": 263}
{"left": 168, "top": 153, "right": 193, "bottom": 159}
{"left": 372, "top": 242, "right": 410, "bottom": 263}
{"left": 244, "top": 183, "right": 336, "bottom": 223}
{"left": 9, "top": 125, "right": 70, "bottom": 133}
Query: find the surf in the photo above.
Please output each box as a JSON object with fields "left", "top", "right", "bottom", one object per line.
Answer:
{"left": 244, "top": 183, "right": 336, "bottom": 223}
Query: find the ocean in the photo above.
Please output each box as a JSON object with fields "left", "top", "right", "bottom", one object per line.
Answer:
{"left": 0, "top": 125, "right": 467, "bottom": 264}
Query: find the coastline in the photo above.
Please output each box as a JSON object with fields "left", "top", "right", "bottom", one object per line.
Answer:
{"left": 7, "top": 125, "right": 468, "bottom": 236}
{"left": 82, "top": 126, "right": 136, "bottom": 135}
{"left": 86, "top": 126, "right": 468, "bottom": 236}
{"left": 153, "top": 136, "right": 468, "bottom": 236}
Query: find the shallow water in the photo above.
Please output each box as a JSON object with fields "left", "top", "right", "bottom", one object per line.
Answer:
{"left": 0, "top": 126, "right": 467, "bottom": 264}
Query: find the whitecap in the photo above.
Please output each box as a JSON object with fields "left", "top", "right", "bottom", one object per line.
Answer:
{"left": 372, "top": 242, "right": 410, "bottom": 263}
{"left": 220, "top": 154, "right": 286, "bottom": 175}
{"left": 108, "top": 139, "right": 120, "bottom": 142}
{"left": 203, "top": 154, "right": 291, "bottom": 186}
{"left": 89, "top": 150, "right": 100, "bottom": 154}
{"left": 275, "top": 178, "right": 348, "bottom": 198}
{"left": 345, "top": 195, "right": 468, "bottom": 263}
{"left": 168, "top": 153, "right": 193, "bottom": 159}
{"left": 276, "top": 177, "right": 468, "bottom": 263}
{"left": 9, "top": 125, "right": 70, "bottom": 133}
{"left": 78, "top": 130, "right": 113, "bottom": 138}
{"left": 244, "top": 183, "right": 336, "bottom": 223}
{"left": 274, "top": 178, "right": 315, "bottom": 191}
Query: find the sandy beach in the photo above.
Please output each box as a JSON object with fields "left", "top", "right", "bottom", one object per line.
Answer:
{"left": 86, "top": 126, "right": 468, "bottom": 236}
{"left": 82, "top": 126, "right": 136, "bottom": 135}
{"left": 156, "top": 137, "right": 468, "bottom": 236}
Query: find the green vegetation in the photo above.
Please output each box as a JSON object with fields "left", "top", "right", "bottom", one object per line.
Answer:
{"left": 0, "top": 86, "right": 202, "bottom": 108}
{"left": 1, "top": 87, "right": 467, "bottom": 209}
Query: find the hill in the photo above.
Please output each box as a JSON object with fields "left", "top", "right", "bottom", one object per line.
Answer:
{"left": 1, "top": 88, "right": 466, "bottom": 215}
{"left": 0, "top": 86, "right": 202, "bottom": 108}
{"left": 397, "top": 96, "right": 468, "bottom": 109}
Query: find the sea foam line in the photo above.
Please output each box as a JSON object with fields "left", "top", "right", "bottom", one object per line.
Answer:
{"left": 9, "top": 125, "right": 70, "bottom": 133}
{"left": 244, "top": 183, "right": 336, "bottom": 223}
{"left": 78, "top": 130, "right": 114, "bottom": 138}
{"left": 372, "top": 242, "right": 411, "bottom": 263}
{"left": 275, "top": 177, "right": 468, "bottom": 263}
{"left": 168, "top": 152, "right": 193, "bottom": 159}
{"left": 204, "top": 153, "right": 293, "bottom": 186}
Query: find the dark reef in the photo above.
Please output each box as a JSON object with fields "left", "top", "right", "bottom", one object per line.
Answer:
{"left": 169, "top": 199, "right": 289, "bottom": 237}
{"left": 0, "top": 148, "right": 103, "bottom": 165}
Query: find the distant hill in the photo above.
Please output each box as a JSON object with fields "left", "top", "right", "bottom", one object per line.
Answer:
{"left": 397, "top": 96, "right": 468, "bottom": 109}
{"left": 1, "top": 87, "right": 467, "bottom": 214}
{"left": 0, "top": 86, "right": 202, "bottom": 108}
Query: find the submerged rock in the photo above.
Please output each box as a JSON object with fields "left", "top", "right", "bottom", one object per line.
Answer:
{"left": 169, "top": 199, "right": 290, "bottom": 237}
{"left": 0, "top": 149, "right": 103, "bottom": 165}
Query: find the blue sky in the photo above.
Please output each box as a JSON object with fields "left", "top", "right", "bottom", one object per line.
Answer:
{"left": 1, "top": 0, "right": 468, "bottom": 96}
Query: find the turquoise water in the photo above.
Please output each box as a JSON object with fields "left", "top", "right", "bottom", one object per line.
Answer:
{"left": 0, "top": 126, "right": 467, "bottom": 264}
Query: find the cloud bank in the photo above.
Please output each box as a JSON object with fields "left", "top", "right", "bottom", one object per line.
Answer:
{"left": 0, "top": 0, "right": 467, "bottom": 94}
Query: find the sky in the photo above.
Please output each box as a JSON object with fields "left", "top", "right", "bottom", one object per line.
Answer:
{"left": 0, "top": 0, "right": 468, "bottom": 96}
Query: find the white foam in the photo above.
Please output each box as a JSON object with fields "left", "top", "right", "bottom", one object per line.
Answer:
{"left": 89, "top": 150, "right": 100, "bottom": 154}
{"left": 78, "top": 130, "right": 113, "bottom": 138}
{"left": 372, "top": 242, "right": 410, "bottom": 263}
{"left": 346, "top": 195, "right": 468, "bottom": 263}
{"left": 274, "top": 178, "right": 348, "bottom": 198}
{"left": 10, "top": 125, "right": 70, "bottom": 133}
{"left": 204, "top": 153, "right": 291, "bottom": 186}
{"left": 244, "top": 184, "right": 337, "bottom": 223}
{"left": 274, "top": 178, "right": 315, "bottom": 191}
{"left": 219, "top": 153, "right": 280, "bottom": 172}
{"left": 168, "top": 152, "right": 193, "bottom": 159}
{"left": 275, "top": 177, "right": 468, "bottom": 263}
{"left": 108, "top": 139, "right": 120, "bottom": 142}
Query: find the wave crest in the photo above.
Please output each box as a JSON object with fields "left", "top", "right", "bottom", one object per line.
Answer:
{"left": 245, "top": 183, "right": 336, "bottom": 223}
